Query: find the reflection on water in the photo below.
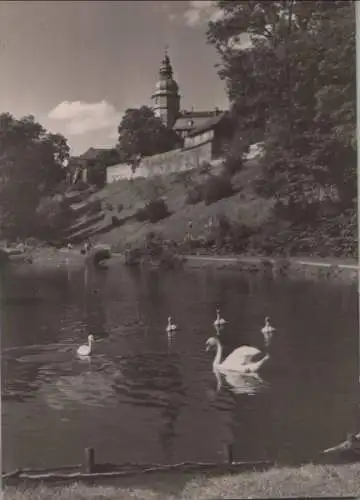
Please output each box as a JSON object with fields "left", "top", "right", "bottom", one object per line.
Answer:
{"left": 1, "top": 263, "right": 359, "bottom": 470}
{"left": 213, "top": 368, "right": 270, "bottom": 395}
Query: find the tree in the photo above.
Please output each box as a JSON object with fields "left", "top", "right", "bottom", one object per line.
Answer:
{"left": 0, "top": 113, "right": 70, "bottom": 239}
{"left": 117, "top": 106, "right": 180, "bottom": 167}
{"left": 87, "top": 148, "right": 122, "bottom": 188}
{"left": 207, "top": 1, "right": 356, "bottom": 214}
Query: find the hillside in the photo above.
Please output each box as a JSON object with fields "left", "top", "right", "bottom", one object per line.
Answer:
{"left": 59, "top": 151, "right": 356, "bottom": 261}
{"left": 65, "top": 159, "right": 275, "bottom": 253}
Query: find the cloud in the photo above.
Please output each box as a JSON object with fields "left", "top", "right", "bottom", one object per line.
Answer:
{"left": 154, "top": 2, "right": 178, "bottom": 23}
{"left": 168, "top": 12, "right": 177, "bottom": 23}
{"left": 48, "top": 100, "right": 122, "bottom": 136}
{"left": 183, "top": 1, "right": 224, "bottom": 28}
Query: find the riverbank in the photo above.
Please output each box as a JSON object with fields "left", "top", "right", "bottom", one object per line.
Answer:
{"left": 3, "top": 243, "right": 358, "bottom": 284}
{"left": 182, "top": 253, "right": 359, "bottom": 284}
{"left": 4, "top": 462, "right": 360, "bottom": 499}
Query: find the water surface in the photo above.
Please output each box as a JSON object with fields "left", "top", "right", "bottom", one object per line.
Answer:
{"left": 1, "top": 263, "right": 358, "bottom": 470}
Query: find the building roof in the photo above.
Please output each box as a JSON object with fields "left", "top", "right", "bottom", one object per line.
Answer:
{"left": 173, "top": 109, "right": 224, "bottom": 132}
{"left": 79, "top": 147, "right": 110, "bottom": 161}
{"left": 186, "top": 111, "right": 228, "bottom": 137}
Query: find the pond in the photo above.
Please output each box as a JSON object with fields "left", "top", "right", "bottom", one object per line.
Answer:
{"left": 1, "top": 262, "right": 359, "bottom": 471}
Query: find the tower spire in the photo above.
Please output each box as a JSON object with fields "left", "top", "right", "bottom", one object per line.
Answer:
{"left": 151, "top": 46, "right": 180, "bottom": 128}
{"left": 160, "top": 46, "right": 173, "bottom": 79}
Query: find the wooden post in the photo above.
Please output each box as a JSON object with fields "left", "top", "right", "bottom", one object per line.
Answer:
{"left": 84, "top": 447, "right": 95, "bottom": 473}
{"left": 225, "top": 444, "right": 233, "bottom": 464}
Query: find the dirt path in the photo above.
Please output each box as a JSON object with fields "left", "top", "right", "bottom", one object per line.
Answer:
{"left": 184, "top": 254, "right": 359, "bottom": 270}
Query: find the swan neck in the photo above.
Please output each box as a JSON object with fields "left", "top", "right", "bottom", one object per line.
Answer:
{"left": 213, "top": 367, "right": 222, "bottom": 392}
{"left": 213, "top": 338, "right": 222, "bottom": 367}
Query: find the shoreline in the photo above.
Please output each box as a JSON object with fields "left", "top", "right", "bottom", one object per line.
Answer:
{"left": 4, "top": 462, "right": 360, "bottom": 499}
{"left": 3, "top": 245, "right": 358, "bottom": 283}
{"left": 180, "top": 253, "right": 358, "bottom": 283}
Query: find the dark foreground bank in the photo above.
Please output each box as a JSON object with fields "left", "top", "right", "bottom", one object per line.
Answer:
{"left": 4, "top": 463, "right": 360, "bottom": 499}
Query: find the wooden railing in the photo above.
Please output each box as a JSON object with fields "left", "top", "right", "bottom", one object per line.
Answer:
{"left": 3, "top": 446, "right": 273, "bottom": 484}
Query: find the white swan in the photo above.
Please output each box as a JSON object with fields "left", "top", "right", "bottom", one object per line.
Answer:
{"left": 214, "top": 307, "right": 226, "bottom": 327}
{"left": 77, "top": 334, "right": 95, "bottom": 356}
{"left": 261, "top": 316, "right": 275, "bottom": 335}
{"left": 205, "top": 336, "right": 270, "bottom": 374}
{"left": 213, "top": 366, "right": 267, "bottom": 395}
{"left": 166, "top": 316, "right": 177, "bottom": 333}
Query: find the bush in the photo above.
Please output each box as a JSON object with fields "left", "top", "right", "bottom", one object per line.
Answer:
{"left": 135, "top": 207, "right": 148, "bottom": 222}
{"left": 111, "top": 215, "right": 121, "bottom": 227}
{"left": 35, "top": 195, "right": 73, "bottom": 239}
{"left": 105, "top": 202, "right": 113, "bottom": 211}
{"left": 135, "top": 199, "right": 170, "bottom": 223}
{"left": 124, "top": 232, "right": 181, "bottom": 268}
{"left": 144, "top": 230, "right": 164, "bottom": 258}
{"left": 124, "top": 247, "right": 142, "bottom": 266}
{"left": 92, "top": 247, "right": 111, "bottom": 265}
{"left": 117, "top": 203, "right": 124, "bottom": 213}
{"left": 73, "top": 180, "right": 89, "bottom": 192}
{"left": 186, "top": 184, "right": 204, "bottom": 205}
{"left": 199, "top": 161, "right": 211, "bottom": 174}
{"left": 89, "top": 199, "right": 102, "bottom": 215}
{"left": 222, "top": 151, "right": 243, "bottom": 177}
{"left": 203, "top": 175, "right": 233, "bottom": 205}
{"left": 228, "top": 221, "right": 254, "bottom": 252}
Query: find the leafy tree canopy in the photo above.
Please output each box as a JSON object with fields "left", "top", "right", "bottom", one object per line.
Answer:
{"left": 0, "top": 113, "right": 70, "bottom": 239}
{"left": 117, "top": 106, "right": 180, "bottom": 164}
{"left": 207, "top": 1, "right": 356, "bottom": 212}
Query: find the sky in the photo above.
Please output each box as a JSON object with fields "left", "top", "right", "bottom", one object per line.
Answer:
{"left": 0, "top": 1, "right": 230, "bottom": 156}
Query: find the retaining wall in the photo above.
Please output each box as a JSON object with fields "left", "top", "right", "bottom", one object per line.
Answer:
{"left": 106, "top": 141, "right": 212, "bottom": 184}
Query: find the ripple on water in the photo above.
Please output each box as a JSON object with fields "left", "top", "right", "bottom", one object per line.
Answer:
{"left": 2, "top": 266, "right": 358, "bottom": 469}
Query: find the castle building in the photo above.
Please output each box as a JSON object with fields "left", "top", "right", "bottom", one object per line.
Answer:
{"left": 151, "top": 49, "right": 227, "bottom": 140}
{"left": 72, "top": 49, "right": 236, "bottom": 185}
{"left": 151, "top": 48, "right": 180, "bottom": 129}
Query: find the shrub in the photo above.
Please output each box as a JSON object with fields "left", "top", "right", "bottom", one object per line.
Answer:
{"left": 186, "top": 184, "right": 204, "bottom": 205}
{"left": 199, "top": 161, "right": 211, "bottom": 174}
{"left": 35, "top": 195, "right": 73, "bottom": 239}
{"left": 203, "top": 175, "right": 233, "bottom": 205}
{"left": 105, "top": 202, "right": 113, "bottom": 211}
{"left": 135, "top": 199, "right": 170, "bottom": 223}
{"left": 92, "top": 247, "right": 111, "bottom": 265}
{"left": 222, "top": 151, "right": 243, "bottom": 177}
{"left": 89, "top": 199, "right": 102, "bottom": 215}
{"left": 55, "top": 180, "right": 70, "bottom": 195}
{"left": 117, "top": 203, "right": 124, "bottom": 213}
{"left": 73, "top": 180, "right": 89, "bottom": 192}
{"left": 124, "top": 247, "right": 142, "bottom": 266}
{"left": 144, "top": 230, "right": 164, "bottom": 258}
{"left": 147, "top": 199, "right": 170, "bottom": 222}
{"left": 135, "top": 207, "right": 147, "bottom": 222}
{"left": 111, "top": 215, "right": 121, "bottom": 227}
{"left": 228, "top": 222, "right": 254, "bottom": 252}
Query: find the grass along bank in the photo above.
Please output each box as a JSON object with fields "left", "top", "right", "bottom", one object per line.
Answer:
{"left": 4, "top": 463, "right": 360, "bottom": 499}
{"left": 181, "top": 254, "right": 358, "bottom": 284}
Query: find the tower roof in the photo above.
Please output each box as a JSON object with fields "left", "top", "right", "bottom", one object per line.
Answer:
{"left": 159, "top": 46, "right": 173, "bottom": 79}
{"left": 152, "top": 47, "right": 179, "bottom": 96}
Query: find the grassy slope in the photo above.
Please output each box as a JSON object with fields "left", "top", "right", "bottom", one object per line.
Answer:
{"left": 5, "top": 463, "right": 360, "bottom": 499}
{"left": 75, "top": 160, "right": 274, "bottom": 252}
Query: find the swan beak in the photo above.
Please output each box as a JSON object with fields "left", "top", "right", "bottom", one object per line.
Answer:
{"left": 205, "top": 344, "right": 211, "bottom": 352}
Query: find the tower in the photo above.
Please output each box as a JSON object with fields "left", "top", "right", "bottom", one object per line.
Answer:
{"left": 151, "top": 48, "right": 180, "bottom": 128}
